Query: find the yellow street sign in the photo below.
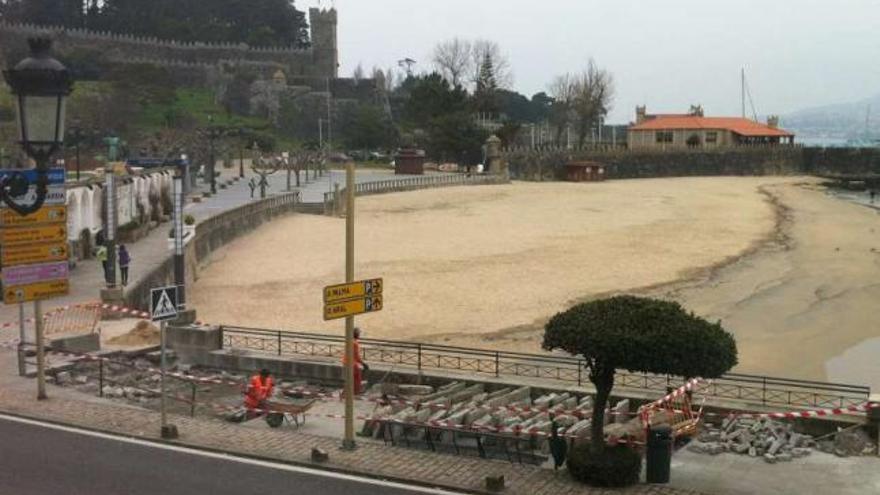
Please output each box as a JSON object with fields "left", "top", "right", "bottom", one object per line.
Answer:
{"left": 1, "top": 205, "right": 66, "bottom": 227}
{"left": 3, "top": 279, "right": 69, "bottom": 304}
{"left": 323, "top": 295, "right": 383, "bottom": 321}
{"left": 1, "top": 224, "right": 67, "bottom": 246}
{"left": 324, "top": 278, "right": 383, "bottom": 304}
{"left": 1, "top": 241, "right": 68, "bottom": 266}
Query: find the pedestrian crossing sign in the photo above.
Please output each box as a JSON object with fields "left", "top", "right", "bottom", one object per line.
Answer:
{"left": 150, "top": 285, "right": 179, "bottom": 322}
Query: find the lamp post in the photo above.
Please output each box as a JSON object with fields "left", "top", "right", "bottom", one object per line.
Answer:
{"left": 68, "top": 121, "right": 82, "bottom": 181}
{"left": 2, "top": 37, "right": 73, "bottom": 401}
{"left": 1, "top": 37, "right": 72, "bottom": 215}
{"left": 207, "top": 115, "right": 217, "bottom": 194}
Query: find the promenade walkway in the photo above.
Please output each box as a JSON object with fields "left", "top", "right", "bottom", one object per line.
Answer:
{"left": 0, "top": 165, "right": 418, "bottom": 323}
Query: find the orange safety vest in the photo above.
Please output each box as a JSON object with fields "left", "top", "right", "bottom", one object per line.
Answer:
{"left": 341, "top": 339, "right": 362, "bottom": 367}
{"left": 244, "top": 375, "right": 274, "bottom": 409}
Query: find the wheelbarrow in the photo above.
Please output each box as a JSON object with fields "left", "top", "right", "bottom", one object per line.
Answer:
{"left": 263, "top": 397, "right": 317, "bottom": 428}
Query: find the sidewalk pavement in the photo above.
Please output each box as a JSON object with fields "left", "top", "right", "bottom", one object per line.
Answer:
{"left": 0, "top": 349, "right": 697, "bottom": 495}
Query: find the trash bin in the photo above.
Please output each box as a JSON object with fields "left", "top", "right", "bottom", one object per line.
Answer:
{"left": 646, "top": 425, "right": 673, "bottom": 484}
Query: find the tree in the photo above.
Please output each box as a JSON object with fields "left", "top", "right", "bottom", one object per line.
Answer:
{"left": 401, "top": 72, "right": 468, "bottom": 128}
{"left": 64, "top": 0, "right": 311, "bottom": 47}
{"left": 543, "top": 296, "right": 737, "bottom": 453}
{"left": 341, "top": 103, "right": 396, "bottom": 150}
{"left": 547, "top": 60, "right": 614, "bottom": 146}
{"left": 473, "top": 53, "right": 499, "bottom": 115}
{"left": 548, "top": 73, "right": 577, "bottom": 143}
{"left": 570, "top": 59, "right": 615, "bottom": 146}
{"left": 470, "top": 39, "right": 512, "bottom": 90}
{"left": 432, "top": 38, "right": 472, "bottom": 87}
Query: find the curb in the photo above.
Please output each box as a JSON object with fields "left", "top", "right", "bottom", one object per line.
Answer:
{"left": 0, "top": 406, "right": 494, "bottom": 495}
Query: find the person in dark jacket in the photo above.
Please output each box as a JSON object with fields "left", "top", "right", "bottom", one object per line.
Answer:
{"left": 118, "top": 244, "right": 131, "bottom": 286}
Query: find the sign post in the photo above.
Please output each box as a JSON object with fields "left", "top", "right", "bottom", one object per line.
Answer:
{"left": 343, "top": 161, "right": 356, "bottom": 450}
{"left": 151, "top": 285, "right": 179, "bottom": 439}
{"left": 1, "top": 168, "right": 69, "bottom": 399}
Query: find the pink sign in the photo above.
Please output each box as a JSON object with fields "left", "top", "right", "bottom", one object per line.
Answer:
{"left": 2, "top": 261, "right": 69, "bottom": 287}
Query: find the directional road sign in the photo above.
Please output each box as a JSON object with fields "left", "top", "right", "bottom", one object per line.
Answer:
{"left": 324, "top": 278, "right": 383, "bottom": 304}
{"left": 1, "top": 241, "right": 68, "bottom": 266}
{"left": 324, "top": 295, "right": 383, "bottom": 321}
{"left": 1, "top": 261, "right": 69, "bottom": 287}
{"left": 3, "top": 279, "right": 69, "bottom": 305}
{"left": 1, "top": 205, "right": 67, "bottom": 226}
{"left": 1, "top": 223, "right": 67, "bottom": 246}
{"left": 151, "top": 286, "right": 179, "bottom": 322}
{"left": 0, "top": 168, "right": 66, "bottom": 184}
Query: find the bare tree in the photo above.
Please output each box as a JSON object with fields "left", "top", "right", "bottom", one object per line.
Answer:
{"left": 548, "top": 73, "right": 577, "bottom": 143}
{"left": 470, "top": 39, "right": 513, "bottom": 90}
{"left": 571, "top": 59, "right": 615, "bottom": 146}
{"left": 432, "top": 38, "right": 472, "bottom": 87}
{"left": 547, "top": 60, "right": 614, "bottom": 146}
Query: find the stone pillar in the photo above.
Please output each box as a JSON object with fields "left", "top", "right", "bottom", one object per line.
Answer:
{"left": 485, "top": 135, "right": 507, "bottom": 178}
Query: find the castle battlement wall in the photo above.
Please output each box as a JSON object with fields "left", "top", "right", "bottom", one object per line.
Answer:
{"left": 0, "top": 8, "right": 338, "bottom": 78}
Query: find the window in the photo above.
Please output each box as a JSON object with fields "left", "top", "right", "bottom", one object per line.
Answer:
{"left": 706, "top": 131, "right": 718, "bottom": 143}
{"left": 655, "top": 131, "right": 673, "bottom": 144}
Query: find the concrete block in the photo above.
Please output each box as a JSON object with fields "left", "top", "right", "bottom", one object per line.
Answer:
{"left": 777, "top": 452, "right": 793, "bottom": 462}
{"left": 54, "top": 371, "right": 72, "bottom": 385}
{"left": 768, "top": 438, "right": 784, "bottom": 455}
{"left": 50, "top": 333, "right": 100, "bottom": 354}
{"left": 398, "top": 384, "right": 433, "bottom": 395}
{"left": 763, "top": 453, "right": 777, "bottom": 464}
{"left": 311, "top": 447, "right": 329, "bottom": 463}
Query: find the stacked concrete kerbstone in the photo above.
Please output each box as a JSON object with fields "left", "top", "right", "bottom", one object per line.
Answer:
{"left": 363, "top": 382, "right": 628, "bottom": 452}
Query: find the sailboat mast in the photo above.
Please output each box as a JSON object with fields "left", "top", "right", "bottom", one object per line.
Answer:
{"left": 741, "top": 68, "right": 746, "bottom": 119}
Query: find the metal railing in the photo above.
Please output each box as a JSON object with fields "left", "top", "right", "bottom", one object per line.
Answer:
{"left": 220, "top": 326, "right": 871, "bottom": 410}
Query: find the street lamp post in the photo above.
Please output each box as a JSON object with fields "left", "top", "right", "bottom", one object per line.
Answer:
{"left": 1, "top": 37, "right": 72, "bottom": 215}
{"left": 207, "top": 115, "right": 217, "bottom": 194}
{"left": 2, "top": 37, "right": 73, "bottom": 401}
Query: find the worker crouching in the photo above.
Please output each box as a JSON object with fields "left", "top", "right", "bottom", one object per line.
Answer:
{"left": 244, "top": 368, "right": 275, "bottom": 419}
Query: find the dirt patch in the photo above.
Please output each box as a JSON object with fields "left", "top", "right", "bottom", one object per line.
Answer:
{"left": 106, "top": 320, "right": 160, "bottom": 347}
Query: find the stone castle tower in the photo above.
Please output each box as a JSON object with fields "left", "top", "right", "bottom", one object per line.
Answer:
{"left": 309, "top": 7, "right": 338, "bottom": 78}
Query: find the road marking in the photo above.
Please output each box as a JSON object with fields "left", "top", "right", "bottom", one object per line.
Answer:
{"left": 0, "top": 413, "right": 469, "bottom": 495}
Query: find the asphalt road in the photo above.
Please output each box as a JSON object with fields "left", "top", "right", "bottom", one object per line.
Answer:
{"left": 0, "top": 415, "right": 462, "bottom": 495}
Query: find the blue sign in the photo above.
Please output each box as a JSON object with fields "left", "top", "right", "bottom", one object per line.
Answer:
{"left": 0, "top": 168, "right": 66, "bottom": 185}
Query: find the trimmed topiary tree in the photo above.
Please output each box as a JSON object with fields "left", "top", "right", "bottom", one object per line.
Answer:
{"left": 543, "top": 295, "right": 737, "bottom": 453}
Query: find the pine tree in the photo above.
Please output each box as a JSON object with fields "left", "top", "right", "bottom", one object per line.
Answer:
{"left": 474, "top": 53, "right": 499, "bottom": 116}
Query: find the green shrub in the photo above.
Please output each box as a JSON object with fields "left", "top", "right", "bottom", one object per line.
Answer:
{"left": 184, "top": 214, "right": 196, "bottom": 226}
{"left": 567, "top": 444, "right": 642, "bottom": 487}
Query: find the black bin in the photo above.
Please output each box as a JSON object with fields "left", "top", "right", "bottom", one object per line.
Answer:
{"left": 646, "top": 425, "right": 672, "bottom": 484}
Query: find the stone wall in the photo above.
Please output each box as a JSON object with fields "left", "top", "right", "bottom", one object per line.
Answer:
{"left": 0, "top": 14, "right": 333, "bottom": 79}
{"left": 504, "top": 146, "right": 803, "bottom": 180}
{"left": 504, "top": 146, "right": 880, "bottom": 181}
{"left": 801, "top": 147, "right": 880, "bottom": 176}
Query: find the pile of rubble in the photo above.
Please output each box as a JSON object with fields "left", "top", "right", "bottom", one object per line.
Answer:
{"left": 688, "top": 416, "right": 876, "bottom": 463}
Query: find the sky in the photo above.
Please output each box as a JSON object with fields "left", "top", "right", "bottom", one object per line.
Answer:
{"left": 306, "top": 0, "right": 880, "bottom": 123}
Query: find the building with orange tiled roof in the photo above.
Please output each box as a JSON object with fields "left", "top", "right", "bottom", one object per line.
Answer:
{"left": 628, "top": 105, "right": 795, "bottom": 149}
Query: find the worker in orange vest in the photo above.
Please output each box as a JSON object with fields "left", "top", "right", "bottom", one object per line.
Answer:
{"left": 341, "top": 327, "right": 369, "bottom": 396}
{"left": 244, "top": 368, "right": 275, "bottom": 417}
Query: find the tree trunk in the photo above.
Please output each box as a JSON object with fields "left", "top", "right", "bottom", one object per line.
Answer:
{"left": 590, "top": 370, "right": 614, "bottom": 454}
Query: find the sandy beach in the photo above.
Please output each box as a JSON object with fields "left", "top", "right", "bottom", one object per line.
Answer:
{"left": 191, "top": 176, "right": 880, "bottom": 387}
